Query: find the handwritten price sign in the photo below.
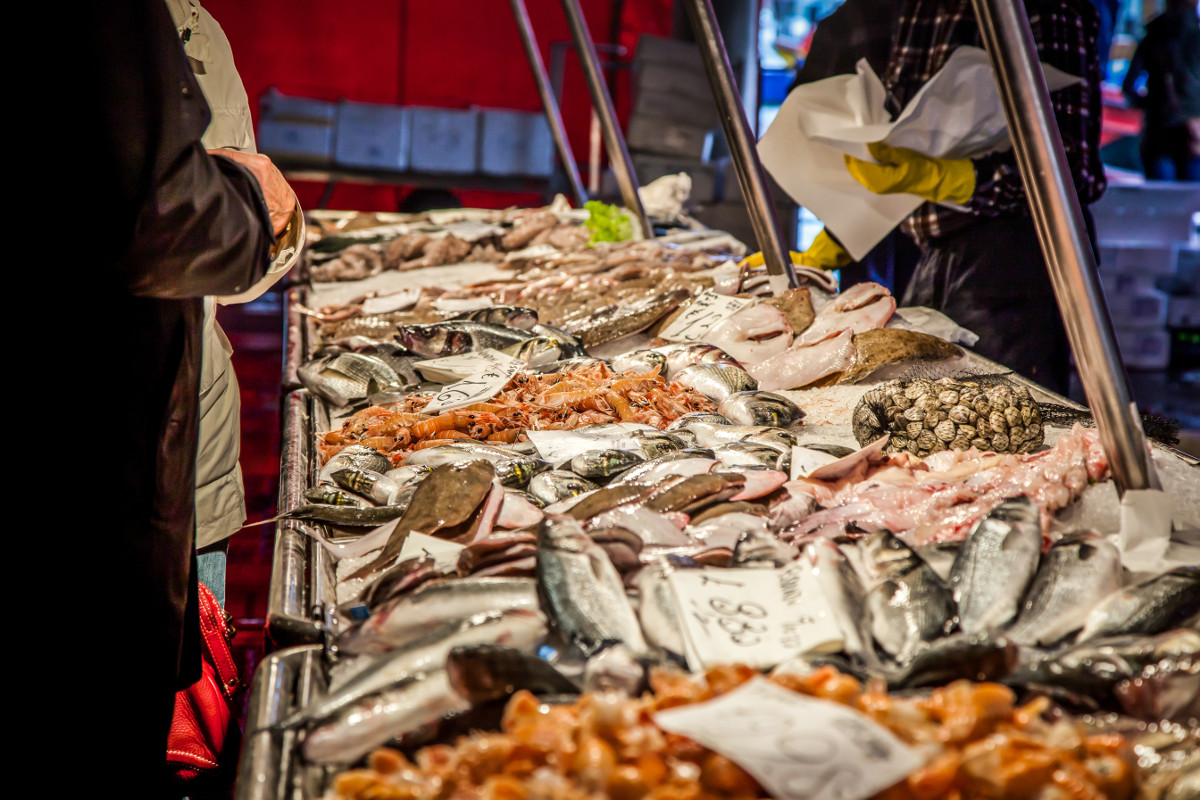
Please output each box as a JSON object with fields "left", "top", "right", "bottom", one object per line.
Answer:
{"left": 659, "top": 290, "right": 752, "bottom": 343}
{"left": 421, "top": 350, "right": 523, "bottom": 413}
{"left": 654, "top": 677, "right": 924, "bottom": 800}
{"left": 667, "top": 565, "right": 843, "bottom": 670}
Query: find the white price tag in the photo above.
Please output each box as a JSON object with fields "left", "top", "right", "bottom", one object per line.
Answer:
{"left": 654, "top": 677, "right": 923, "bottom": 800}
{"left": 415, "top": 349, "right": 522, "bottom": 383}
{"left": 668, "top": 565, "right": 843, "bottom": 670}
{"left": 361, "top": 288, "right": 420, "bottom": 316}
{"left": 399, "top": 532, "right": 465, "bottom": 573}
{"left": 433, "top": 297, "right": 494, "bottom": 313}
{"left": 421, "top": 350, "right": 524, "bottom": 413}
{"left": 526, "top": 429, "right": 641, "bottom": 467}
{"left": 659, "top": 290, "right": 752, "bottom": 343}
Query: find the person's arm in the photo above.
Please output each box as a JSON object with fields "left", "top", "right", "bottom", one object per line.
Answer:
{"left": 966, "top": 0, "right": 1106, "bottom": 213}
{"left": 1121, "top": 39, "right": 1147, "bottom": 109}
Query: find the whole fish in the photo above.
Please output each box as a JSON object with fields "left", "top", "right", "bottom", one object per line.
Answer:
{"left": 690, "top": 501, "right": 767, "bottom": 525}
{"left": 298, "top": 352, "right": 405, "bottom": 407}
{"left": 678, "top": 421, "right": 792, "bottom": 450}
{"left": 569, "top": 449, "right": 644, "bottom": 479}
{"left": 887, "top": 632, "right": 1017, "bottom": 690}
{"left": 713, "top": 442, "right": 788, "bottom": 472}
{"left": 280, "top": 608, "right": 546, "bottom": 729}
{"left": 861, "top": 530, "right": 958, "bottom": 664}
{"left": 302, "top": 670, "right": 470, "bottom": 765}
{"left": 567, "top": 289, "right": 691, "bottom": 347}
{"left": 665, "top": 412, "right": 731, "bottom": 430}
{"left": 347, "top": 461, "right": 496, "bottom": 580}
{"left": 1076, "top": 566, "right": 1200, "bottom": 643}
{"left": 493, "top": 456, "right": 549, "bottom": 488}
{"left": 446, "top": 645, "right": 579, "bottom": 705}
{"left": 612, "top": 453, "right": 717, "bottom": 485}
{"left": 529, "top": 470, "right": 599, "bottom": 506}
{"left": 803, "top": 541, "right": 878, "bottom": 669}
{"left": 395, "top": 321, "right": 535, "bottom": 358}
{"left": 948, "top": 496, "right": 1042, "bottom": 634}
{"left": 264, "top": 502, "right": 410, "bottom": 528}
{"left": 303, "top": 486, "right": 369, "bottom": 507}
{"left": 319, "top": 444, "right": 392, "bottom": 483}
{"left": 384, "top": 464, "right": 433, "bottom": 487}
{"left": 642, "top": 473, "right": 744, "bottom": 515}
{"left": 629, "top": 431, "right": 688, "bottom": 459}
{"left": 536, "top": 515, "right": 650, "bottom": 658}
{"left": 718, "top": 391, "right": 804, "bottom": 428}
{"left": 341, "top": 577, "right": 542, "bottom": 655}
{"left": 448, "top": 305, "right": 539, "bottom": 330}
{"left": 634, "top": 561, "right": 689, "bottom": 660}
{"left": 1005, "top": 531, "right": 1122, "bottom": 647}
{"left": 330, "top": 466, "right": 400, "bottom": 505}
{"left": 500, "top": 336, "right": 572, "bottom": 368}
{"left": 653, "top": 342, "right": 745, "bottom": 379}
{"left": 404, "top": 442, "right": 517, "bottom": 467}
{"left": 610, "top": 349, "right": 667, "bottom": 375}
{"left": 837, "top": 329, "right": 961, "bottom": 385}
{"left": 565, "top": 482, "right": 653, "bottom": 520}
{"left": 733, "top": 528, "right": 798, "bottom": 568}
{"left": 674, "top": 364, "right": 758, "bottom": 403}
{"left": 358, "top": 555, "right": 441, "bottom": 610}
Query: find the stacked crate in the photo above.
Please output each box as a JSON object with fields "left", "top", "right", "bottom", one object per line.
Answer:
{"left": 1092, "top": 185, "right": 1200, "bottom": 371}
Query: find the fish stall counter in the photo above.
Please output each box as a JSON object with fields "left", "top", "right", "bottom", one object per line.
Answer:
{"left": 243, "top": 207, "right": 1200, "bottom": 800}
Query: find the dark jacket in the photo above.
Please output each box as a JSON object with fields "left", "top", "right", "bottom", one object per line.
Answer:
{"left": 1123, "top": 6, "right": 1200, "bottom": 128}
{"left": 72, "top": 0, "right": 274, "bottom": 691}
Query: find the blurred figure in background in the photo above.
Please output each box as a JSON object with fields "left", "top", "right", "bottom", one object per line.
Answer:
{"left": 1122, "top": 0, "right": 1200, "bottom": 181}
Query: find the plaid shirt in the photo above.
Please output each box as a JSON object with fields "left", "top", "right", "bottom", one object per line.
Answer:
{"left": 885, "top": 0, "right": 1106, "bottom": 243}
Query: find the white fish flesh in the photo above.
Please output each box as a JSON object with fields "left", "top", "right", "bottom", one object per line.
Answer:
{"left": 796, "top": 282, "right": 895, "bottom": 347}
{"left": 747, "top": 329, "right": 855, "bottom": 391}
{"left": 702, "top": 304, "right": 793, "bottom": 364}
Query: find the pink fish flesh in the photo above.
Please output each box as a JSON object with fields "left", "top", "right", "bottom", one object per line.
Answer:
{"left": 746, "top": 329, "right": 856, "bottom": 391}
{"left": 796, "top": 294, "right": 896, "bottom": 346}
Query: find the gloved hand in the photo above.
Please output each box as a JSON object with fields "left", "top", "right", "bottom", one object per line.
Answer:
{"left": 739, "top": 229, "right": 852, "bottom": 271}
{"left": 844, "top": 141, "right": 976, "bottom": 205}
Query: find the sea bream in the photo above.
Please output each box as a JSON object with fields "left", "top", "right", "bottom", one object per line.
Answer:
{"left": 1075, "top": 566, "right": 1200, "bottom": 643}
{"left": 860, "top": 530, "right": 958, "bottom": 664}
{"left": 948, "top": 496, "right": 1043, "bottom": 634}
{"left": 395, "top": 321, "right": 536, "bottom": 357}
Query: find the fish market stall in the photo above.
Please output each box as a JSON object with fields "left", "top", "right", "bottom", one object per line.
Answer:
{"left": 243, "top": 203, "right": 1199, "bottom": 800}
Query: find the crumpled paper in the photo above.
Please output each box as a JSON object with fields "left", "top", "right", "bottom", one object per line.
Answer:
{"left": 639, "top": 173, "right": 694, "bottom": 220}
{"left": 758, "top": 46, "right": 1080, "bottom": 259}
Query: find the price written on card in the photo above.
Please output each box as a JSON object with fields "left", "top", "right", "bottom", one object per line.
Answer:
{"left": 667, "top": 565, "right": 843, "bottom": 670}
{"left": 398, "top": 532, "right": 465, "bottom": 573}
{"left": 654, "top": 677, "right": 924, "bottom": 800}
{"left": 421, "top": 350, "right": 524, "bottom": 413}
{"left": 659, "top": 290, "right": 752, "bottom": 342}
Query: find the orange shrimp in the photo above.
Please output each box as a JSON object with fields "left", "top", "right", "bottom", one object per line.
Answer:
{"left": 604, "top": 390, "right": 636, "bottom": 422}
{"left": 409, "top": 437, "right": 479, "bottom": 451}
{"left": 457, "top": 402, "right": 506, "bottom": 413}
{"left": 412, "top": 413, "right": 470, "bottom": 439}
{"left": 359, "top": 436, "right": 399, "bottom": 453}
{"left": 487, "top": 428, "right": 525, "bottom": 443}
{"left": 430, "top": 429, "right": 475, "bottom": 440}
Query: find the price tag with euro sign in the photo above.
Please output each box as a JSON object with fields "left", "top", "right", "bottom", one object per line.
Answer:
{"left": 421, "top": 350, "right": 524, "bottom": 413}
{"left": 659, "top": 290, "right": 752, "bottom": 342}
{"left": 653, "top": 677, "right": 924, "bottom": 800}
{"left": 667, "top": 564, "right": 843, "bottom": 671}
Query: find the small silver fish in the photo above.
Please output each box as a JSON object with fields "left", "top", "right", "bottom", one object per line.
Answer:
{"left": 674, "top": 364, "right": 758, "bottom": 403}
{"left": 718, "top": 391, "right": 804, "bottom": 428}
{"left": 529, "top": 470, "right": 599, "bottom": 506}
{"left": 610, "top": 349, "right": 667, "bottom": 375}
{"left": 449, "top": 305, "right": 539, "bottom": 330}
{"left": 569, "top": 449, "right": 644, "bottom": 479}
{"left": 948, "top": 496, "right": 1042, "bottom": 634}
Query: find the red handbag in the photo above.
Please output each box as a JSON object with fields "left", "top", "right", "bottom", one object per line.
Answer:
{"left": 167, "top": 581, "right": 242, "bottom": 785}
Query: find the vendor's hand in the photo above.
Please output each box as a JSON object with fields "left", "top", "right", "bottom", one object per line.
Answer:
{"left": 208, "top": 148, "right": 296, "bottom": 236}
{"left": 844, "top": 141, "right": 975, "bottom": 205}
{"left": 739, "top": 229, "right": 852, "bottom": 271}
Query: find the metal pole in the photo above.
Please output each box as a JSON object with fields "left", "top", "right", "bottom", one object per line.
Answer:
{"left": 509, "top": 0, "right": 588, "bottom": 206}
{"left": 681, "top": 0, "right": 797, "bottom": 290}
{"left": 558, "top": 0, "right": 652, "bottom": 237}
{"left": 970, "top": 0, "right": 1151, "bottom": 493}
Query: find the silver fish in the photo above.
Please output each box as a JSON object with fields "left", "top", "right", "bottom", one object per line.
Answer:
{"left": 679, "top": 422, "right": 788, "bottom": 450}
{"left": 303, "top": 486, "right": 370, "bottom": 507}
{"left": 743, "top": 429, "right": 799, "bottom": 453}
{"left": 404, "top": 442, "right": 519, "bottom": 467}
{"left": 330, "top": 467, "right": 400, "bottom": 505}
{"left": 500, "top": 336, "right": 569, "bottom": 368}
{"left": 302, "top": 669, "right": 470, "bottom": 765}
{"left": 674, "top": 364, "right": 758, "bottom": 403}
{"left": 395, "top": 321, "right": 535, "bottom": 358}
{"left": 612, "top": 452, "right": 718, "bottom": 485}
{"left": 340, "top": 577, "right": 542, "bottom": 656}
{"left": 718, "top": 391, "right": 804, "bottom": 428}
{"left": 569, "top": 449, "right": 644, "bottom": 479}
{"left": 449, "top": 305, "right": 539, "bottom": 329}
{"left": 610, "top": 349, "right": 667, "bottom": 375}
{"left": 733, "top": 529, "right": 798, "bottom": 568}
{"left": 665, "top": 412, "right": 731, "bottom": 431}
{"left": 1076, "top": 566, "right": 1200, "bottom": 643}
{"left": 298, "top": 352, "right": 405, "bottom": 407}
{"left": 567, "top": 289, "right": 691, "bottom": 347}
{"left": 803, "top": 541, "right": 878, "bottom": 668}
{"left": 948, "top": 496, "right": 1042, "bottom": 634}
{"left": 653, "top": 342, "right": 745, "bottom": 379}
{"left": 384, "top": 464, "right": 433, "bottom": 487}
{"left": 630, "top": 431, "right": 688, "bottom": 460}
{"left": 536, "top": 515, "right": 649, "bottom": 658}
{"left": 493, "top": 456, "right": 550, "bottom": 488}
{"left": 713, "top": 442, "right": 789, "bottom": 472}
{"left": 1005, "top": 531, "right": 1122, "bottom": 647}
{"left": 634, "top": 561, "right": 688, "bottom": 660}
{"left": 861, "top": 530, "right": 958, "bottom": 664}
{"left": 529, "top": 470, "right": 599, "bottom": 506}
{"left": 280, "top": 608, "right": 546, "bottom": 729}
{"left": 320, "top": 444, "right": 392, "bottom": 481}
{"left": 887, "top": 632, "right": 1018, "bottom": 690}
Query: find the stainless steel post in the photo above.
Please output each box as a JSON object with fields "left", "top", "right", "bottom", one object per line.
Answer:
{"left": 970, "top": 0, "right": 1151, "bottom": 492}
{"left": 510, "top": 0, "right": 588, "bottom": 206}
{"left": 558, "top": 0, "right": 652, "bottom": 237}
{"left": 681, "top": 0, "right": 797, "bottom": 290}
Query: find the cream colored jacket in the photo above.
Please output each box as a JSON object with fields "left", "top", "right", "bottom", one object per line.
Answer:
{"left": 167, "top": 0, "right": 302, "bottom": 547}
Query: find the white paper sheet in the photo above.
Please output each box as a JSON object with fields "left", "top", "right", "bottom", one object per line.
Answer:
{"left": 759, "top": 47, "right": 1080, "bottom": 259}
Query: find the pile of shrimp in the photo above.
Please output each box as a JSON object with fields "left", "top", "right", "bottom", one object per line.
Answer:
{"left": 319, "top": 362, "right": 715, "bottom": 466}
{"left": 328, "top": 665, "right": 1140, "bottom": 800}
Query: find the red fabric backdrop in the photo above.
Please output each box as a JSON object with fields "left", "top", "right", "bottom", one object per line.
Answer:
{"left": 204, "top": 0, "right": 673, "bottom": 211}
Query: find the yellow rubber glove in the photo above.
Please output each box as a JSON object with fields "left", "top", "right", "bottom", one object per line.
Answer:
{"left": 844, "top": 141, "right": 976, "bottom": 204}
{"left": 739, "top": 229, "right": 852, "bottom": 271}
